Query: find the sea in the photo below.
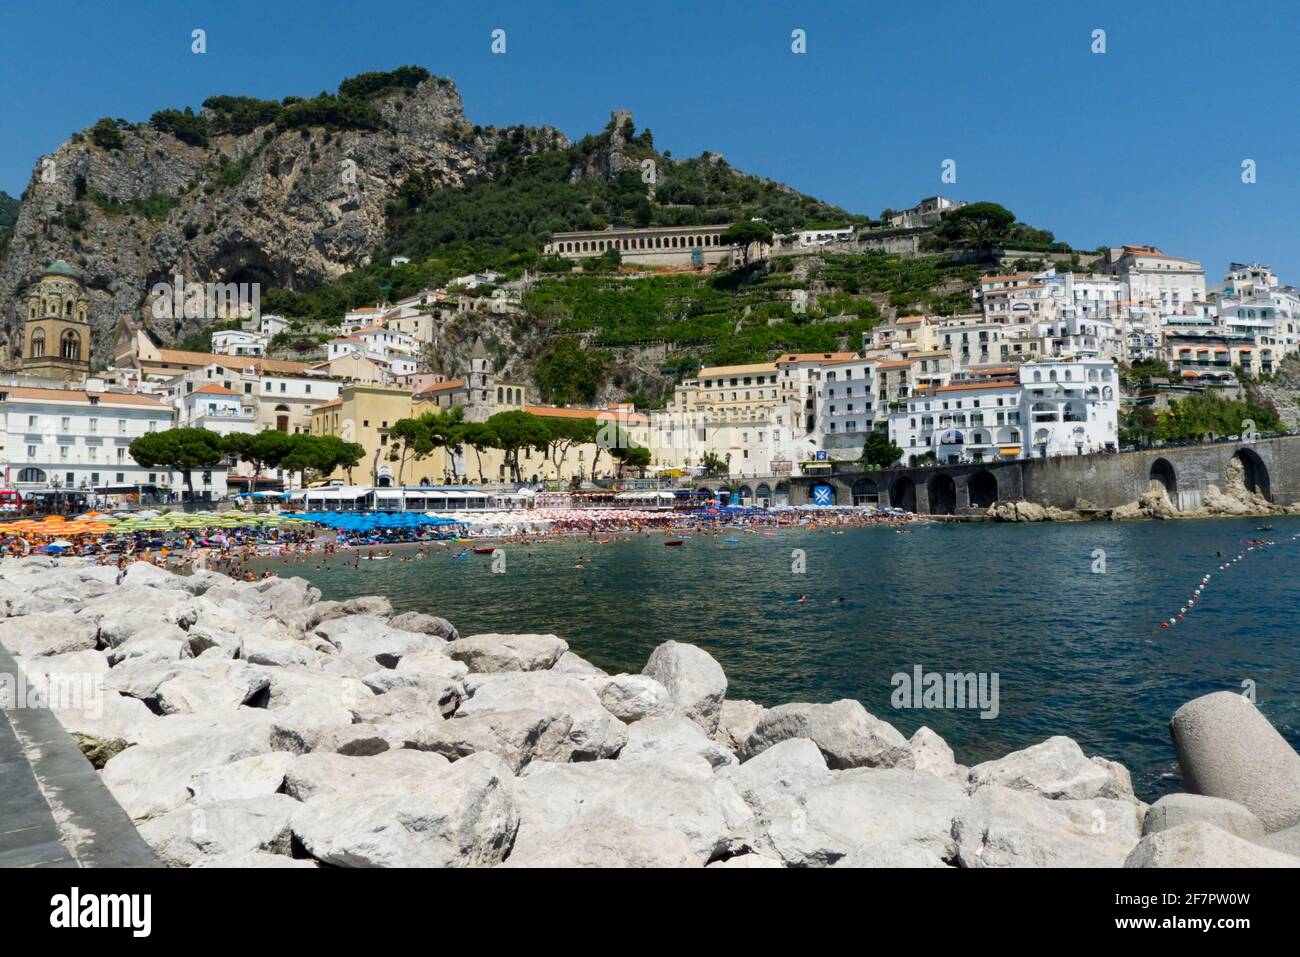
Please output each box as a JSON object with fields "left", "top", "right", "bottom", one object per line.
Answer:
{"left": 275, "top": 516, "right": 1300, "bottom": 801}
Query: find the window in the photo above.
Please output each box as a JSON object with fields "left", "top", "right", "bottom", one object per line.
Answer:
{"left": 118, "top": 419, "right": 126, "bottom": 434}
{"left": 60, "top": 416, "right": 70, "bottom": 431}
{"left": 27, "top": 415, "right": 37, "bottom": 429}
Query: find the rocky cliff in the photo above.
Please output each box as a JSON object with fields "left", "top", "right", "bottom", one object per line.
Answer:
{"left": 0, "top": 76, "right": 566, "bottom": 368}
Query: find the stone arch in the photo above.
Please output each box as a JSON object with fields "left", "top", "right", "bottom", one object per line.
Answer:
{"left": 1149, "top": 457, "right": 1177, "bottom": 499}
{"left": 969, "top": 469, "right": 998, "bottom": 508}
{"left": 1232, "top": 447, "right": 1271, "bottom": 500}
{"left": 30, "top": 328, "right": 45, "bottom": 358}
{"left": 60, "top": 330, "right": 80, "bottom": 360}
{"left": 890, "top": 476, "right": 916, "bottom": 512}
{"left": 755, "top": 482, "right": 772, "bottom": 505}
{"left": 739, "top": 484, "right": 754, "bottom": 504}
{"left": 928, "top": 473, "right": 956, "bottom": 515}
{"left": 774, "top": 480, "right": 790, "bottom": 505}
{"left": 851, "top": 476, "right": 879, "bottom": 505}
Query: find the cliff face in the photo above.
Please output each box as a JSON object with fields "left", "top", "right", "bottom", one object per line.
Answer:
{"left": 0, "top": 78, "right": 566, "bottom": 367}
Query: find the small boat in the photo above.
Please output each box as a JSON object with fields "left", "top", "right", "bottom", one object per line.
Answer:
{"left": 1256, "top": 525, "right": 1273, "bottom": 531}
{"left": 663, "top": 539, "right": 686, "bottom": 547}
{"left": 472, "top": 546, "right": 497, "bottom": 555}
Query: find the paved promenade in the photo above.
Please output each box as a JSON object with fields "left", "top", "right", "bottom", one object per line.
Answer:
{"left": 0, "top": 643, "right": 158, "bottom": 868}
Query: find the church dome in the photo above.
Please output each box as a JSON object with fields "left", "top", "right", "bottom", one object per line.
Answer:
{"left": 42, "top": 260, "right": 82, "bottom": 279}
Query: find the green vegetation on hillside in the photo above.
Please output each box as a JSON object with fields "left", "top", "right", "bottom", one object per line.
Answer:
{"left": 142, "top": 66, "right": 434, "bottom": 146}
{"left": 1119, "top": 392, "right": 1282, "bottom": 446}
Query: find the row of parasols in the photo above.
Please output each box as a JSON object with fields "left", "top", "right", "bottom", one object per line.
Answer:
{"left": 1, "top": 510, "right": 313, "bottom": 540}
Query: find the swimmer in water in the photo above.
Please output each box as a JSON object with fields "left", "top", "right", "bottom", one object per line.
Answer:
{"left": 796, "top": 594, "right": 807, "bottom": 604}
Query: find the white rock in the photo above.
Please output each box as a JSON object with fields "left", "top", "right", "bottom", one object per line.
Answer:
{"left": 952, "top": 785, "right": 1142, "bottom": 868}
{"left": 713, "top": 699, "right": 766, "bottom": 751}
{"left": 910, "top": 726, "right": 960, "bottom": 778}
{"left": 598, "top": 674, "right": 673, "bottom": 722}
{"left": 186, "top": 752, "right": 297, "bottom": 804}
{"left": 448, "top": 633, "right": 568, "bottom": 673}
{"left": 1125, "top": 820, "right": 1300, "bottom": 868}
{"left": 137, "top": 795, "right": 299, "bottom": 866}
{"left": 740, "top": 700, "right": 914, "bottom": 770}
{"left": 389, "top": 611, "right": 458, "bottom": 641}
{"left": 509, "top": 754, "right": 749, "bottom": 866}
{"left": 550, "top": 651, "right": 607, "bottom": 677}
{"left": 620, "top": 716, "right": 737, "bottom": 770}
{"left": 0, "top": 612, "right": 98, "bottom": 657}
{"left": 641, "top": 641, "right": 727, "bottom": 734}
{"left": 291, "top": 752, "right": 519, "bottom": 867}
{"left": 967, "top": 736, "right": 1135, "bottom": 801}
{"left": 282, "top": 749, "right": 452, "bottom": 802}
{"left": 313, "top": 615, "right": 432, "bottom": 665}
{"left": 707, "top": 853, "right": 786, "bottom": 869}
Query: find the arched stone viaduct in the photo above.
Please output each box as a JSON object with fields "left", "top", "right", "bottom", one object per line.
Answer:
{"left": 785, "top": 436, "right": 1299, "bottom": 515}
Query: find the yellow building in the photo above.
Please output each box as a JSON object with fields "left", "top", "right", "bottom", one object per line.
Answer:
{"left": 310, "top": 382, "right": 655, "bottom": 486}
{"left": 23, "top": 261, "right": 91, "bottom": 381}
{"left": 310, "top": 384, "right": 420, "bottom": 484}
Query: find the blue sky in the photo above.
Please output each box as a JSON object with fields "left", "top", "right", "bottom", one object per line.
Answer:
{"left": 2, "top": 0, "right": 1297, "bottom": 280}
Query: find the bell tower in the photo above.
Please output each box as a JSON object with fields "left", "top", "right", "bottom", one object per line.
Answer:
{"left": 464, "top": 336, "right": 495, "bottom": 423}
{"left": 23, "top": 260, "right": 91, "bottom": 382}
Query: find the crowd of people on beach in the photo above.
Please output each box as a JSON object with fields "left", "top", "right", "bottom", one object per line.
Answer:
{"left": 1, "top": 505, "right": 931, "bottom": 581}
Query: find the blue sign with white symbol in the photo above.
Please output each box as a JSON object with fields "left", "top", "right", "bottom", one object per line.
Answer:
{"left": 812, "top": 484, "right": 833, "bottom": 506}
{"left": 815, "top": 450, "right": 828, "bottom": 461}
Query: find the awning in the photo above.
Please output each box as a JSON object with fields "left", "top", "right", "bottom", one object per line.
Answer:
{"left": 998, "top": 446, "right": 1022, "bottom": 456}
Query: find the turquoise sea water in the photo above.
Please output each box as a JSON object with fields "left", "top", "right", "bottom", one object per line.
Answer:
{"left": 277, "top": 517, "right": 1300, "bottom": 800}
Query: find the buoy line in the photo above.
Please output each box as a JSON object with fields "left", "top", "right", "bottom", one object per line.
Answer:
{"left": 1156, "top": 532, "right": 1285, "bottom": 630}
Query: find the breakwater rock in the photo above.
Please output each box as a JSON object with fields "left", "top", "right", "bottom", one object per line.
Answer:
{"left": 2, "top": 556, "right": 1297, "bottom": 868}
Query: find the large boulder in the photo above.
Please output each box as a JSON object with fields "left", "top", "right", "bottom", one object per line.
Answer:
{"left": 105, "top": 626, "right": 190, "bottom": 667}
{"left": 153, "top": 661, "right": 272, "bottom": 716}
{"left": 389, "top": 611, "right": 459, "bottom": 641}
{"left": 447, "top": 633, "right": 568, "bottom": 673}
{"left": 360, "top": 670, "right": 463, "bottom": 716}
{"left": 951, "top": 785, "right": 1142, "bottom": 867}
{"left": 1169, "top": 691, "right": 1300, "bottom": 831}
{"left": 137, "top": 795, "right": 299, "bottom": 866}
{"left": 268, "top": 722, "right": 392, "bottom": 757}
{"left": 967, "top": 736, "right": 1134, "bottom": 801}
{"left": 597, "top": 674, "right": 673, "bottom": 723}
{"left": 186, "top": 752, "right": 297, "bottom": 804}
{"left": 507, "top": 754, "right": 750, "bottom": 866}
{"left": 290, "top": 752, "right": 519, "bottom": 867}
{"left": 1142, "top": 793, "right": 1266, "bottom": 841}
{"left": 640, "top": 641, "right": 727, "bottom": 734}
{"left": 454, "top": 672, "right": 627, "bottom": 763}
{"left": 713, "top": 699, "right": 766, "bottom": 752}
{"left": 727, "top": 740, "right": 966, "bottom": 867}
{"left": 394, "top": 649, "right": 469, "bottom": 682}
{"left": 0, "top": 612, "right": 98, "bottom": 657}
{"left": 101, "top": 712, "right": 276, "bottom": 820}
{"left": 740, "top": 700, "right": 913, "bottom": 770}
{"left": 550, "top": 651, "right": 607, "bottom": 677}
{"left": 910, "top": 726, "right": 960, "bottom": 778}
{"left": 282, "top": 749, "right": 452, "bottom": 802}
{"left": 312, "top": 615, "right": 432, "bottom": 666}
{"left": 1125, "top": 820, "right": 1300, "bottom": 868}
{"left": 501, "top": 821, "right": 703, "bottom": 868}
{"left": 620, "top": 716, "right": 737, "bottom": 771}
{"left": 240, "top": 632, "right": 323, "bottom": 670}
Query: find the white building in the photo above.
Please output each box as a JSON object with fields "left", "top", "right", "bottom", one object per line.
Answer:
{"left": 211, "top": 329, "right": 268, "bottom": 357}
{"left": 816, "top": 357, "right": 878, "bottom": 455}
{"left": 0, "top": 385, "right": 227, "bottom": 499}
{"left": 176, "top": 383, "right": 257, "bottom": 436}
{"left": 1100, "top": 245, "right": 1207, "bottom": 312}
{"left": 888, "top": 359, "right": 1119, "bottom": 464}
{"left": 259, "top": 314, "right": 290, "bottom": 338}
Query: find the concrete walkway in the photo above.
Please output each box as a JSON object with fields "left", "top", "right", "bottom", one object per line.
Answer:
{"left": 0, "top": 644, "right": 159, "bottom": 868}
